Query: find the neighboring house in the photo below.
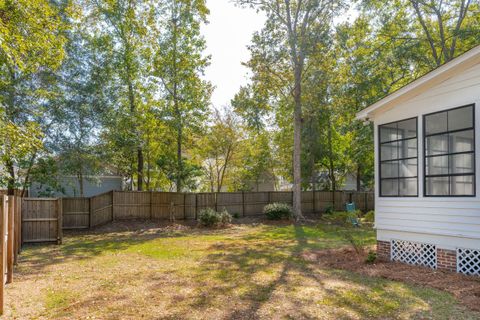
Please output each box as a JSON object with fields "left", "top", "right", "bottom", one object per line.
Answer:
{"left": 29, "top": 175, "right": 123, "bottom": 198}
{"left": 357, "top": 45, "right": 480, "bottom": 276}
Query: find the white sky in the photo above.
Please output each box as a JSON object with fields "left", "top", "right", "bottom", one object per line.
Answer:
{"left": 202, "top": 0, "right": 266, "bottom": 109}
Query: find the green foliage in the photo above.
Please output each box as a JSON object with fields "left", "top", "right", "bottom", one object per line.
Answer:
{"left": 323, "top": 211, "right": 360, "bottom": 226}
{"left": 263, "top": 203, "right": 292, "bottom": 220}
{"left": 364, "top": 210, "right": 375, "bottom": 223}
{"left": 198, "top": 208, "right": 232, "bottom": 227}
{"left": 365, "top": 250, "right": 377, "bottom": 264}
{"left": 325, "top": 205, "right": 334, "bottom": 214}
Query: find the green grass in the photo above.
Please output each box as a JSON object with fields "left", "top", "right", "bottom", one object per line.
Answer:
{"left": 9, "top": 221, "right": 478, "bottom": 320}
{"left": 44, "top": 288, "right": 78, "bottom": 317}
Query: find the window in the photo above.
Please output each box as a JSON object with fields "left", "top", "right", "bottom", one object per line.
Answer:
{"left": 379, "top": 118, "right": 418, "bottom": 196}
{"left": 424, "top": 104, "right": 475, "bottom": 196}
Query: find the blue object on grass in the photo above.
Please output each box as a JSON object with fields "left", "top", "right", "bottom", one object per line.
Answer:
{"left": 345, "top": 202, "right": 360, "bottom": 227}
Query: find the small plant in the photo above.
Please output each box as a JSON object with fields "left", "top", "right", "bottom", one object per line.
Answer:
{"left": 232, "top": 212, "right": 240, "bottom": 219}
{"left": 324, "top": 211, "right": 359, "bottom": 226}
{"left": 325, "top": 204, "right": 334, "bottom": 214}
{"left": 198, "top": 208, "right": 232, "bottom": 227}
{"left": 263, "top": 203, "right": 292, "bottom": 220}
{"left": 365, "top": 250, "right": 377, "bottom": 264}
{"left": 219, "top": 209, "right": 232, "bottom": 224}
{"left": 364, "top": 210, "right": 375, "bottom": 223}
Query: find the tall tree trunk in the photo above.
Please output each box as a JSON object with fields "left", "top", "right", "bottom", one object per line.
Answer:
{"left": 327, "top": 117, "right": 336, "bottom": 193}
{"left": 6, "top": 160, "right": 15, "bottom": 196}
{"left": 172, "top": 4, "right": 182, "bottom": 193}
{"left": 78, "top": 172, "right": 84, "bottom": 197}
{"left": 137, "top": 147, "right": 143, "bottom": 190}
{"left": 126, "top": 73, "right": 143, "bottom": 191}
{"left": 176, "top": 121, "right": 182, "bottom": 192}
{"left": 125, "top": 38, "right": 143, "bottom": 191}
{"left": 292, "top": 65, "right": 304, "bottom": 221}
{"left": 356, "top": 164, "right": 362, "bottom": 191}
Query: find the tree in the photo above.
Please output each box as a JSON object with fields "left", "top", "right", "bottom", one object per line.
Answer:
{"left": 0, "top": 0, "right": 69, "bottom": 194}
{"left": 154, "top": 0, "right": 212, "bottom": 192}
{"left": 195, "top": 109, "right": 243, "bottom": 192}
{"left": 236, "top": 0, "right": 343, "bottom": 220}
{"left": 87, "top": 0, "right": 162, "bottom": 191}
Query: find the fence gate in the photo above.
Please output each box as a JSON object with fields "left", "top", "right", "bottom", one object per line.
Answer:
{"left": 22, "top": 198, "right": 62, "bottom": 244}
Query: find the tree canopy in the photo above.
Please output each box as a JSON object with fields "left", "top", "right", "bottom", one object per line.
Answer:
{"left": 0, "top": 0, "right": 479, "bottom": 207}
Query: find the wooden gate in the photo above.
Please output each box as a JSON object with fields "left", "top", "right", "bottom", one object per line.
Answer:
{"left": 21, "top": 198, "right": 62, "bottom": 244}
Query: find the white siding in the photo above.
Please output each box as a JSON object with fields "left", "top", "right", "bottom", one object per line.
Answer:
{"left": 374, "top": 61, "right": 480, "bottom": 249}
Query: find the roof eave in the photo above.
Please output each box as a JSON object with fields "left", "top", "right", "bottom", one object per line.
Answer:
{"left": 355, "top": 45, "right": 480, "bottom": 122}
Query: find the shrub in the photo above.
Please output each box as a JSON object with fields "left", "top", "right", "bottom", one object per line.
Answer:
{"left": 325, "top": 204, "right": 334, "bottom": 214}
{"left": 365, "top": 250, "right": 377, "bottom": 264}
{"left": 263, "top": 203, "right": 292, "bottom": 220}
{"left": 232, "top": 212, "right": 240, "bottom": 219}
{"left": 198, "top": 208, "right": 232, "bottom": 227}
{"left": 364, "top": 210, "right": 375, "bottom": 223}
{"left": 199, "top": 208, "right": 220, "bottom": 227}
{"left": 219, "top": 209, "right": 232, "bottom": 224}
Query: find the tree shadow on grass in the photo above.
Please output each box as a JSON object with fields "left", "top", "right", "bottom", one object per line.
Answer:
{"left": 163, "top": 224, "right": 468, "bottom": 320}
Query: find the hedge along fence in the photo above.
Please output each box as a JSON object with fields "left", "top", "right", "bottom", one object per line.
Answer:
{"left": 56, "top": 190, "right": 374, "bottom": 230}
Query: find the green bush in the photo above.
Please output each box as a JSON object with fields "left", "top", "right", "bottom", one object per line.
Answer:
{"left": 263, "top": 203, "right": 292, "bottom": 220}
{"left": 325, "top": 204, "right": 334, "bottom": 214}
{"left": 219, "top": 209, "right": 232, "bottom": 224}
{"left": 364, "top": 210, "right": 375, "bottom": 223}
{"left": 365, "top": 250, "right": 377, "bottom": 264}
{"left": 198, "top": 208, "right": 232, "bottom": 227}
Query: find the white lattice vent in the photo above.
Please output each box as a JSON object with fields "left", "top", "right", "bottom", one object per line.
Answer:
{"left": 391, "top": 240, "right": 437, "bottom": 269}
{"left": 457, "top": 248, "right": 480, "bottom": 276}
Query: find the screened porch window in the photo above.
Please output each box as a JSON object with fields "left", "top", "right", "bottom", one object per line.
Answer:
{"left": 424, "top": 104, "right": 475, "bottom": 196}
{"left": 379, "top": 118, "right": 418, "bottom": 196}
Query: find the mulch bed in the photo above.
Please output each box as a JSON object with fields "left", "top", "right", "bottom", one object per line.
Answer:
{"left": 303, "top": 248, "right": 480, "bottom": 312}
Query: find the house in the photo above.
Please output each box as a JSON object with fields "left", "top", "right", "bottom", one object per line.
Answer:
{"left": 357, "top": 45, "right": 480, "bottom": 276}
{"left": 29, "top": 175, "right": 123, "bottom": 198}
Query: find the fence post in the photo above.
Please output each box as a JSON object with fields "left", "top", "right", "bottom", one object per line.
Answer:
{"left": 194, "top": 194, "right": 198, "bottom": 220}
{"left": 112, "top": 190, "right": 115, "bottom": 221}
{"left": 214, "top": 193, "right": 218, "bottom": 212}
{"left": 57, "top": 198, "right": 63, "bottom": 245}
{"left": 0, "top": 195, "right": 6, "bottom": 315}
{"left": 242, "top": 191, "right": 245, "bottom": 217}
{"left": 6, "top": 196, "right": 14, "bottom": 284}
{"left": 88, "top": 196, "right": 93, "bottom": 229}
{"left": 183, "top": 193, "right": 186, "bottom": 220}
{"left": 150, "top": 191, "right": 153, "bottom": 220}
{"left": 364, "top": 192, "right": 368, "bottom": 211}
{"left": 312, "top": 189, "right": 316, "bottom": 214}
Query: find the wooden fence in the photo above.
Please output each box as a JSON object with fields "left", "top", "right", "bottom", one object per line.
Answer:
{"left": 57, "top": 190, "right": 373, "bottom": 229}
{"left": 0, "top": 195, "right": 22, "bottom": 315}
{"left": 21, "top": 198, "right": 62, "bottom": 244}
{"left": 19, "top": 190, "right": 374, "bottom": 242}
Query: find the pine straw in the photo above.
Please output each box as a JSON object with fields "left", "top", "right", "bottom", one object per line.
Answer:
{"left": 303, "top": 248, "right": 480, "bottom": 312}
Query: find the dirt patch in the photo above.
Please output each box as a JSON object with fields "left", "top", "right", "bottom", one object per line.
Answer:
{"left": 303, "top": 247, "right": 480, "bottom": 312}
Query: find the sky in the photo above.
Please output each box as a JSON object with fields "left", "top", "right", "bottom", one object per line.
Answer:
{"left": 201, "top": 0, "right": 266, "bottom": 109}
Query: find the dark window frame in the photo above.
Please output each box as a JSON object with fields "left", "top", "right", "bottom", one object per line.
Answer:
{"left": 423, "top": 104, "right": 476, "bottom": 197}
{"left": 378, "top": 117, "right": 419, "bottom": 197}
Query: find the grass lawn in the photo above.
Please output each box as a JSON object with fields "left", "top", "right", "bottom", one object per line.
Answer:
{"left": 6, "top": 220, "right": 479, "bottom": 319}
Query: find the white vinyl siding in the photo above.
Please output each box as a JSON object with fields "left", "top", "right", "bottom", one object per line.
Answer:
{"left": 373, "top": 61, "right": 480, "bottom": 248}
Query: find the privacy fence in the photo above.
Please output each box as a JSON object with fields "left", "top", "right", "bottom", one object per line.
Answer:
{"left": 31, "top": 190, "right": 374, "bottom": 231}
{"left": 20, "top": 190, "right": 374, "bottom": 243}
{"left": 0, "top": 195, "right": 22, "bottom": 315}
